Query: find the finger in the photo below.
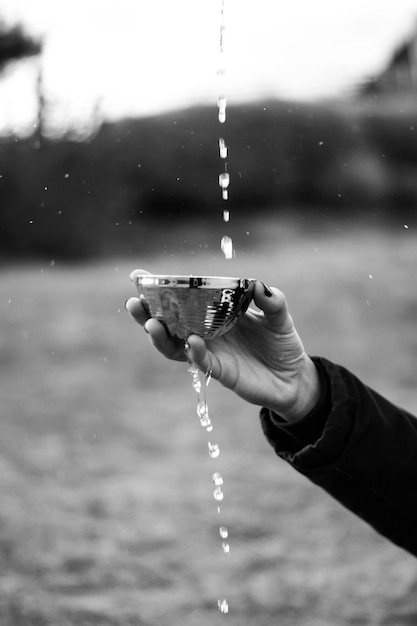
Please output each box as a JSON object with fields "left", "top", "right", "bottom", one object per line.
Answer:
{"left": 186, "top": 334, "right": 222, "bottom": 379}
{"left": 129, "top": 268, "right": 151, "bottom": 283}
{"left": 144, "top": 318, "right": 187, "bottom": 361}
{"left": 125, "top": 296, "right": 151, "bottom": 326}
{"left": 252, "top": 281, "right": 294, "bottom": 333}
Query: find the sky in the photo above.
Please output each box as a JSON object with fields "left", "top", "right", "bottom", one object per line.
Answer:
{"left": 1, "top": 0, "right": 417, "bottom": 135}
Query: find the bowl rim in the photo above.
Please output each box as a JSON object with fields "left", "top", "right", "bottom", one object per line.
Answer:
{"left": 135, "top": 275, "right": 255, "bottom": 289}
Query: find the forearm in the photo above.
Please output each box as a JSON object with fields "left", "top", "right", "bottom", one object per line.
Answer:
{"left": 260, "top": 357, "right": 417, "bottom": 556}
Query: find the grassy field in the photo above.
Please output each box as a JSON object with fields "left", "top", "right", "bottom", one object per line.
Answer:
{"left": 1, "top": 218, "right": 417, "bottom": 625}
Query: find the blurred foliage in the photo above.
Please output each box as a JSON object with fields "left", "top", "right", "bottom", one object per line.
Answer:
{"left": 1, "top": 97, "right": 417, "bottom": 259}
{"left": 0, "top": 21, "right": 41, "bottom": 71}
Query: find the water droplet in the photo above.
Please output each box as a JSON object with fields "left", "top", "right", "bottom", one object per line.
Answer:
{"left": 219, "top": 172, "right": 230, "bottom": 189}
{"left": 192, "top": 378, "right": 202, "bottom": 393}
{"left": 219, "top": 525, "right": 228, "bottom": 539}
{"left": 223, "top": 209, "right": 230, "bottom": 222}
{"left": 218, "top": 598, "right": 229, "bottom": 614}
{"left": 208, "top": 442, "right": 220, "bottom": 458}
{"left": 197, "top": 400, "right": 211, "bottom": 429}
{"left": 222, "top": 541, "right": 230, "bottom": 554}
{"left": 213, "top": 486, "right": 224, "bottom": 501}
{"left": 219, "top": 24, "right": 226, "bottom": 51}
{"left": 221, "top": 236, "right": 233, "bottom": 260}
{"left": 219, "top": 137, "right": 228, "bottom": 159}
{"left": 218, "top": 96, "right": 226, "bottom": 123}
{"left": 212, "top": 472, "right": 223, "bottom": 485}
{"left": 219, "top": 172, "right": 230, "bottom": 201}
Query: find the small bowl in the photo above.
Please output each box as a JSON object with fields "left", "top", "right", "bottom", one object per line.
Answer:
{"left": 134, "top": 274, "right": 255, "bottom": 340}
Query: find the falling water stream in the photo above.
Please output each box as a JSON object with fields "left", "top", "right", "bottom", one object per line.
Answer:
{"left": 218, "top": 0, "right": 234, "bottom": 261}
{"left": 186, "top": 354, "right": 230, "bottom": 615}
{"left": 182, "top": 2, "right": 235, "bottom": 616}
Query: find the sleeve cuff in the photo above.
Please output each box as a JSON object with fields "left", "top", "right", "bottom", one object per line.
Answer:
{"left": 260, "top": 357, "right": 354, "bottom": 470}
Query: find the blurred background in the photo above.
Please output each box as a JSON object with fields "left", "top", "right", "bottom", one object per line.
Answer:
{"left": 1, "top": 1, "right": 417, "bottom": 624}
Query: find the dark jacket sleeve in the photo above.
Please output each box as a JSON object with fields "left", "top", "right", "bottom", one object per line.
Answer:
{"left": 260, "top": 356, "right": 417, "bottom": 556}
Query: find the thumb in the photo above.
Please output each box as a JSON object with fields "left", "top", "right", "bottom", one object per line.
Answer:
{"left": 253, "top": 281, "right": 294, "bottom": 333}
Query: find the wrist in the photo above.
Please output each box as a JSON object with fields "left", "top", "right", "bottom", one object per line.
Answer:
{"left": 272, "top": 357, "right": 322, "bottom": 423}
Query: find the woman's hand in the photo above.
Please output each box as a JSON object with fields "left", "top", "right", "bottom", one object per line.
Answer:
{"left": 126, "top": 269, "right": 320, "bottom": 421}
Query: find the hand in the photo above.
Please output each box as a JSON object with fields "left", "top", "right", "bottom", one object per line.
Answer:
{"left": 126, "top": 270, "right": 321, "bottom": 421}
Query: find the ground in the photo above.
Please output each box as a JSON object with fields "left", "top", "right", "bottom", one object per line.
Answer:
{"left": 1, "top": 217, "right": 417, "bottom": 625}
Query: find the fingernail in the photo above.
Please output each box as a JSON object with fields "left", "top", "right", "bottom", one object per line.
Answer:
{"left": 262, "top": 282, "right": 273, "bottom": 297}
